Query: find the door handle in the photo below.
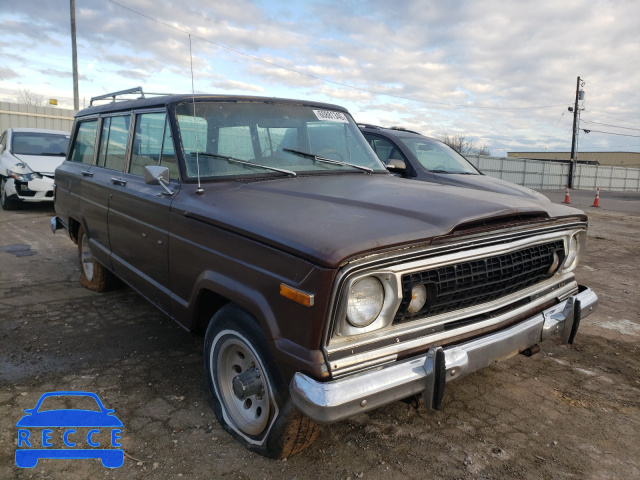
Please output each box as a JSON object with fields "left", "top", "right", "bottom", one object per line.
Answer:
{"left": 81, "top": 170, "right": 94, "bottom": 177}
{"left": 111, "top": 177, "right": 127, "bottom": 186}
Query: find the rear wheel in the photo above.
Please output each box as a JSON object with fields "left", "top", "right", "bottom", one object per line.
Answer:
{"left": 204, "top": 304, "right": 320, "bottom": 458}
{"left": 77, "top": 225, "right": 118, "bottom": 292}
{"left": 1, "top": 178, "right": 18, "bottom": 210}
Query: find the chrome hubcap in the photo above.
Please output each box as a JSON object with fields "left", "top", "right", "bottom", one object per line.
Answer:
{"left": 215, "top": 337, "right": 270, "bottom": 435}
{"left": 81, "top": 233, "right": 94, "bottom": 281}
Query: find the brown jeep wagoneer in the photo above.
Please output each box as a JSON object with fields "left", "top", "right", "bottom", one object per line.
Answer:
{"left": 51, "top": 88, "right": 598, "bottom": 458}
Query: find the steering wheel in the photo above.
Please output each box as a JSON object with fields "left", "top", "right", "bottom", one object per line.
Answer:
{"left": 317, "top": 147, "right": 344, "bottom": 162}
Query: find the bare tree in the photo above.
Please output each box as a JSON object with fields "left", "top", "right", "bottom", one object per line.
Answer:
{"left": 440, "top": 134, "right": 490, "bottom": 156}
{"left": 15, "top": 88, "right": 46, "bottom": 106}
{"left": 440, "top": 134, "right": 469, "bottom": 155}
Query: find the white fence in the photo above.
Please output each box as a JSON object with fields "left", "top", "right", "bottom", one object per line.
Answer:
{"left": 0, "top": 102, "right": 77, "bottom": 133}
{"left": 466, "top": 155, "right": 640, "bottom": 192}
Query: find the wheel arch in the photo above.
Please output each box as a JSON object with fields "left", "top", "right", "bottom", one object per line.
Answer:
{"left": 67, "top": 216, "right": 82, "bottom": 245}
{"left": 188, "top": 272, "right": 281, "bottom": 344}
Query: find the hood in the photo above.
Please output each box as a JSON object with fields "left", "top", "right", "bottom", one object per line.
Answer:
{"left": 11, "top": 153, "right": 66, "bottom": 175}
{"left": 435, "top": 173, "right": 549, "bottom": 201}
{"left": 177, "top": 174, "right": 584, "bottom": 268}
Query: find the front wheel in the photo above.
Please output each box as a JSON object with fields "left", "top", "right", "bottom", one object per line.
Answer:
{"left": 1, "top": 178, "right": 18, "bottom": 210}
{"left": 204, "top": 304, "right": 320, "bottom": 458}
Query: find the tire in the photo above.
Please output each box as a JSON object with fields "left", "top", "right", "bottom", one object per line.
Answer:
{"left": 204, "top": 304, "right": 320, "bottom": 458}
{"left": 1, "top": 178, "right": 18, "bottom": 210}
{"left": 77, "top": 225, "right": 118, "bottom": 292}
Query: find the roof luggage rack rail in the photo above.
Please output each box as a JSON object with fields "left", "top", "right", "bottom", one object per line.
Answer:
{"left": 89, "top": 87, "right": 175, "bottom": 106}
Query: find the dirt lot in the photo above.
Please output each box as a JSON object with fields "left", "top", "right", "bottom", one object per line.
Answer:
{"left": 1, "top": 193, "right": 639, "bottom": 480}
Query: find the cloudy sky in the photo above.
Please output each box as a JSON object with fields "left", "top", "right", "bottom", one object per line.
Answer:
{"left": 1, "top": 0, "right": 639, "bottom": 156}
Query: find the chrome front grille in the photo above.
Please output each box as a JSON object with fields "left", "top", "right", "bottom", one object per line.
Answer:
{"left": 394, "top": 240, "right": 565, "bottom": 324}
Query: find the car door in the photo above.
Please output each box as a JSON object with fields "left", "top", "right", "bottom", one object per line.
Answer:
{"left": 60, "top": 118, "right": 115, "bottom": 269}
{"left": 107, "top": 110, "right": 178, "bottom": 314}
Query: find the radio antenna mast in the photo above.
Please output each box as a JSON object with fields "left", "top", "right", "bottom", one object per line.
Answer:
{"left": 189, "top": 35, "right": 204, "bottom": 194}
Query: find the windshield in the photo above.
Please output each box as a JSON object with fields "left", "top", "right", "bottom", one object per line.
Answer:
{"left": 174, "top": 101, "right": 386, "bottom": 179}
{"left": 397, "top": 136, "right": 479, "bottom": 174}
{"left": 11, "top": 132, "right": 70, "bottom": 156}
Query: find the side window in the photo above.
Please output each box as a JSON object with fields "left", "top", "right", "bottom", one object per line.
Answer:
{"left": 97, "top": 115, "right": 131, "bottom": 171}
{"left": 365, "top": 135, "right": 404, "bottom": 165}
{"left": 129, "top": 113, "right": 166, "bottom": 176}
{"left": 70, "top": 120, "right": 98, "bottom": 165}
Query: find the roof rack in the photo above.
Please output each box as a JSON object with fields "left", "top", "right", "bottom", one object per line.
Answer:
{"left": 90, "top": 87, "right": 146, "bottom": 106}
{"left": 358, "top": 123, "right": 423, "bottom": 135}
{"left": 388, "top": 126, "right": 422, "bottom": 135}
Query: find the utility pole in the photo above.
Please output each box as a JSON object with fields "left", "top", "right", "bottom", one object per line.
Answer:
{"left": 568, "top": 76, "right": 580, "bottom": 188}
{"left": 70, "top": 0, "right": 79, "bottom": 111}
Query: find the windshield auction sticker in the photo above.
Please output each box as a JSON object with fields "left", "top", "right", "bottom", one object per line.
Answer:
{"left": 15, "top": 391, "right": 124, "bottom": 469}
{"left": 313, "top": 110, "right": 349, "bottom": 123}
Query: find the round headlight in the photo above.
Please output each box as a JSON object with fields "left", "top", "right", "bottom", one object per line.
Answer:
{"left": 347, "top": 277, "right": 384, "bottom": 327}
{"left": 407, "top": 284, "right": 427, "bottom": 314}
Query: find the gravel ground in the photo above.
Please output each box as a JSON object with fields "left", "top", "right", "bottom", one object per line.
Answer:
{"left": 0, "top": 194, "right": 638, "bottom": 480}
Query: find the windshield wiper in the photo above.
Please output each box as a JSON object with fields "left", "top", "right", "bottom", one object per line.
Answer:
{"left": 191, "top": 152, "right": 296, "bottom": 177}
{"left": 283, "top": 148, "right": 373, "bottom": 173}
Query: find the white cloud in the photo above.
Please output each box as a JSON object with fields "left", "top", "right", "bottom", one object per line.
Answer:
{"left": 0, "top": 0, "right": 638, "bottom": 156}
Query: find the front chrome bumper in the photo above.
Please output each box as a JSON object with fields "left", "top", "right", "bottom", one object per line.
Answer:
{"left": 291, "top": 286, "right": 598, "bottom": 424}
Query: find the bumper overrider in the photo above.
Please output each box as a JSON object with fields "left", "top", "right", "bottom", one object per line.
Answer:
{"left": 291, "top": 286, "right": 597, "bottom": 424}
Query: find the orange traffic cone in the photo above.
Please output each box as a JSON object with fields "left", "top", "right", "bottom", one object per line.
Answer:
{"left": 562, "top": 186, "right": 570, "bottom": 204}
{"left": 592, "top": 187, "right": 600, "bottom": 207}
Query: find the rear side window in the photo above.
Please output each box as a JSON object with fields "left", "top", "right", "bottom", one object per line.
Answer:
{"left": 97, "top": 115, "right": 131, "bottom": 171}
{"left": 70, "top": 120, "right": 98, "bottom": 165}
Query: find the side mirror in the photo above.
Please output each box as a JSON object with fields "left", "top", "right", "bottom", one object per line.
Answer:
{"left": 0, "top": 144, "right": 4, "bottom": 154}
{"left": 386, "top": 158, "right": 406, "bottom": 173}
{"left": 144, "top": 165, "right": 174, "bottom": 195}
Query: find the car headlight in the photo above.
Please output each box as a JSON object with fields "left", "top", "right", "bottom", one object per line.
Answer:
{"left": 9, "top": 169, "right": 37, "bottom": 182}
{"left": 563, "top": 231, "right": 585, "bottom": 272}
{"left": 346, "top": 276, "right": 384, "bottom": 327}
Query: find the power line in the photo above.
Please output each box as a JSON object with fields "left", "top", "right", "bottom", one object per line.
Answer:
{"left": 107, "top": 0, "right": 571, "bottom": 111}
{"left": 584, "top": 111, "right": 640, "bottom": 127}
{"left": 542, "top": 105, "right": 571, "bottom": 149}
{"left": 581, "top": 120, "right": 640, "bottom": 132}
{"left": 582, "top": 129, "right": 640, "bottom": 138}
{"left": 584, "top": 79, "right": 640, "bottom": 99}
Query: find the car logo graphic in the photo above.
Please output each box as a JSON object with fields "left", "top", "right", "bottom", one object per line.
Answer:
{"left": 15, "top": 391, "right": 124, "bottom": 468}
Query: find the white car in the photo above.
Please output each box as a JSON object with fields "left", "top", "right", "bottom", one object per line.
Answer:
{"left": 0, "top": 128, "right": 70, "bottom": 210}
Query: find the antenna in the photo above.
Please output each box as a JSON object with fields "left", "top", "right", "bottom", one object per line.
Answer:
{"left": 189, "top": 35, "right": 204, "bottom": 195}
